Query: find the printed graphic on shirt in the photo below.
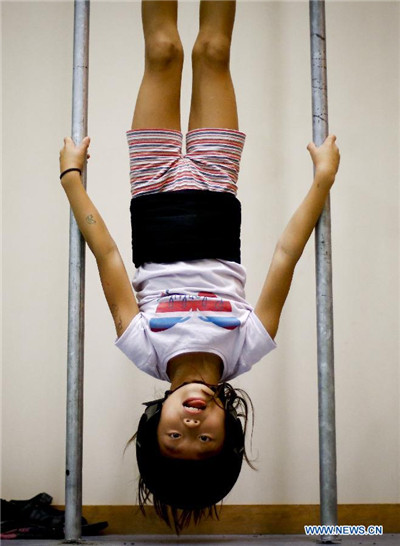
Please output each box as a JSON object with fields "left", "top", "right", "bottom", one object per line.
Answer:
{"left": 149, "top": 316, "right": 190, "bottom": 333}
{"left": 149, "top": 292, "right": 241, "bottom": 332}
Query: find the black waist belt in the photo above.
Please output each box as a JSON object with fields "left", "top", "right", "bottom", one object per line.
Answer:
{"left": 130, "top": 190, "right": 241, "bottom": 267}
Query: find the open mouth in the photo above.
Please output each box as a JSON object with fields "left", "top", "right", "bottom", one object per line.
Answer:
{"left": 183, "top": 398, "right": 207, "bottom": 414}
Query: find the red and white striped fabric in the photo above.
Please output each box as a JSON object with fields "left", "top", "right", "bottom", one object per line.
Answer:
{"left": 127, "top": 128, "right": 246, "bottom": 198}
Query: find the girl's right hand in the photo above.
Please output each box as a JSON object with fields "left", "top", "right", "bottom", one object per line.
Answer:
{"left": 307, "top": 134, "right": 340, "bottom": 181}
{"left": 59, "top": 136, "right": 91, "bottom": 176}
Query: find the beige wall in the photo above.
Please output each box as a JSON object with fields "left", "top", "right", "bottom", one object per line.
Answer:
{"left": 2, "top": 0, "right": 399, "bottom": 507}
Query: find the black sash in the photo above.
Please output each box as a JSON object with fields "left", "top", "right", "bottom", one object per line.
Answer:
{"left": 130, "top": 190, "right": 241, "bottom": 267}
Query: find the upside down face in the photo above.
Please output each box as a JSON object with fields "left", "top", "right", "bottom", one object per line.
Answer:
{"left": 157, "top": 383, "right": 226, "bottom": 460}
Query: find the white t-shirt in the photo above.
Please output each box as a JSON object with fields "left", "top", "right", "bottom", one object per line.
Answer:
{"left": 115, "top": 259, "right": 276, "bottom": 382}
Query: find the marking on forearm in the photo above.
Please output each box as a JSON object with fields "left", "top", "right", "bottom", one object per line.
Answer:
{"left": 86, "top": 214, "right": 96, "bottom": 224}
{"left": 111, "top": 304, "right": 123, "bottom": 336}
{"left": 116, "top": 319, "right": 123, "bottom": 335}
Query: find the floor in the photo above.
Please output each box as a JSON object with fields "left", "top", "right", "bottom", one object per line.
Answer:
{"left": 0, "top": 535, "right": 399, "bottom": 546}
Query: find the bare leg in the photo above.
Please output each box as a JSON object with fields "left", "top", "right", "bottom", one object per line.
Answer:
{"left": 189, "top": 0, "right": 238, "bottom": 131}
{"left": 131, "top": 1, "right": 183, "bottom": 131}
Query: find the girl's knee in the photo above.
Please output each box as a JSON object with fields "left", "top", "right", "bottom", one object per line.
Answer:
{"left": 145, "top": 32, "right": 184, "bottom": 72}
{"left": 192, "top": 34, "right": 231, "bottom": 70}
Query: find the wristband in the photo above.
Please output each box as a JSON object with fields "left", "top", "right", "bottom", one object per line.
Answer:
{"left": 60, "top": 168, "right": 82, "bottom": 180}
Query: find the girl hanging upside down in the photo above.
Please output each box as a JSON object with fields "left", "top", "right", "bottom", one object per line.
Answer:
{"left": 59, "top": 0, "right": 340, "bottom": 534}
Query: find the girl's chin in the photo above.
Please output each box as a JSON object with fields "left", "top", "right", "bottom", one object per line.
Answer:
{"left": 201, "top": 385, "right": 216, "bottom": 396}
{"left": 181, "top": 382, "right": 215, "bottom": 398}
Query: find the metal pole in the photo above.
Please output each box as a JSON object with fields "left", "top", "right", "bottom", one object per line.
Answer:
{"left": 65, "top": 0, "right": 90, "bottom": 541}
{"left": 309, "top": 0, "right": 338, "bottom": 542}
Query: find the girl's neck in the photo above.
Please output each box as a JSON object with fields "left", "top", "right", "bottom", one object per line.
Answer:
{"left": 167, "top": 352, "right": 223, "bottom": 390}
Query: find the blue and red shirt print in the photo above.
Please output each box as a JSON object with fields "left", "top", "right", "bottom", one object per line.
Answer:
{"left": 149, "top": 291, "right": 241, "bottom": 333}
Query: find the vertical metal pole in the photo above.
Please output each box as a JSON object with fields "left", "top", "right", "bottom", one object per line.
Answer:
{"left": 65, "top": 0, "right": 90, "bottom": 541}
{"left": 309, "top": 0, "right": 338, "bottom": 542}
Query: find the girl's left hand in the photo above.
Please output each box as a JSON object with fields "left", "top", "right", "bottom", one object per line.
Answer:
{"left": 59, "top": 136, "right": 91, "bottom": 174}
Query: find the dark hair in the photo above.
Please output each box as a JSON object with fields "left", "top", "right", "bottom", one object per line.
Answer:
{"left": 129, "top": 382, "right": 254, "bottom": 534}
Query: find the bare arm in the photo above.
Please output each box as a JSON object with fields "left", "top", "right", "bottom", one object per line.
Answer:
{"left": 60, "top": 137, "right": 139, "bottom": 336}
{"left": 255, "top": 135, "right": 340, "bottom": 339}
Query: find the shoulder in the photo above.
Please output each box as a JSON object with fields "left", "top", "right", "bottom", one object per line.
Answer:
{"left": 243, "top": 310, "right": 277, "bottom": 357}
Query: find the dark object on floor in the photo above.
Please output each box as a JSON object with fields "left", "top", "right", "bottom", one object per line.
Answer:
{"left": 0, "top": 492, "right": 108, "bottom": 540}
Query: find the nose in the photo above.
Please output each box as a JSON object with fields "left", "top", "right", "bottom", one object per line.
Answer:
{"left": 183, "top": 418, "right": 200, "bottom": 428}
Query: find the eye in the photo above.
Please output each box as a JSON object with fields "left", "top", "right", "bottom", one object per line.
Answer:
{"left": 169, "top": 432, "right": 181, "bottom": 439}
{"left": 199, "top": 435, "right": 211, "bottom": 442}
